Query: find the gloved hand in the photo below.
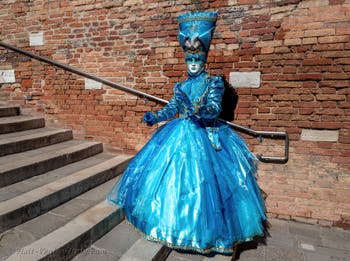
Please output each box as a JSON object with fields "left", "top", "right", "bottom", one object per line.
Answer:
{"left": 143, "top": 112, "right": 157, "bottom": 126}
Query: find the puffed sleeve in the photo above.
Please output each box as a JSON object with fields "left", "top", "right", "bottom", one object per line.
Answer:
{"left": 196, "top": 76, "right": 224, "bottom": 119}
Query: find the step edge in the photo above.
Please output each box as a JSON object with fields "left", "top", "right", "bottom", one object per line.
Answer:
{"left": 6, "top": 201, "right": 124, "bottom": 261}
{"left": 0, "top": 141, "right": 103, "bottom": 173}
{"left": 0, "top": 142, "right": 104, "bottom": 188}
{"left": 0, "top": 115, "right": 44, "bottom": 121}
{"left": 0, "top": 117, "right": 45, "bottom": 134}
{"left": 119, "top": 238, "right": 171, "bottom": 261}
{"left": 0, "top": 129, "right": 72, "bottom": 145}
{"left": 0, "top": 106, "right": 20, "bottom": 117}
{"left": 0, "top": 129, "right": 73, "bottom": 157}
{"left": 0, "top": 155, "right": 131, "bottom": 233}
{"left": 0, "top": 116, "right": 45, "bottom": 124}
{"left": 0, "top": 155, "right": 132, "bottom": 214}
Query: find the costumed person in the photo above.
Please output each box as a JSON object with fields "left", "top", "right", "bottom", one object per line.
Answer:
{"left": 107, "top": 11, "right": 267, "bottom": 254}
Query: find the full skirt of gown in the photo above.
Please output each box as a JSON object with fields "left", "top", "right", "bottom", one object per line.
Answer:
{"left": 107, "top": 117, "right": 266, "bottom": 253}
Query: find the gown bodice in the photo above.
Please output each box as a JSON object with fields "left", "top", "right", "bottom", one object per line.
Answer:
{"left": 151, "top": 71, "right": 225, "bottom": 150}
{"left": 179, "top": 71, "right": 209, "bottom": 102}
{"left": 154, "top": 71, "right": 225, "bottom": 124}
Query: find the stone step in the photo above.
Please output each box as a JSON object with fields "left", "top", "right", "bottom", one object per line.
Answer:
{"left": 0, "top": 140, "right": 103, "bottom": 188}
{"left": 0, "top": 115, "right": 45, "bottom": 134}
{"left": 202, "top": 256, "right": 233, "bottom": 261}
{"left": 119, "top": 238, "right": 171, "bottom": 261}
{"left": 0, "top": 154, "right": 132, "bottom": 233}
{"left": 73, "top": 221, "right": 171, "bottom": 261}
{"left": 0, "top": 153, "right": 118, "bottom": 203}
{"left": 0, "top": 177, "right": 123, "bottom": 260}
{"left": 6, "top": 200, "right": 124, "bottom": 261}
{"left": 0, "top": 105, "right": 20, "bottom": 117}
{"left": 166, "top": 251, "right": 233, "bottom": 261}
{"left": 0, "top": 127, "right": 73, "bottom": 156}
{"left": 72, "top": 221, "right": 140, "bottom": 260}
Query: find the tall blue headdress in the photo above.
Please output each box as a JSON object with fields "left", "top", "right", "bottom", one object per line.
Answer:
{"left": 178, "top": 11, "right": 218, "bottom": 62}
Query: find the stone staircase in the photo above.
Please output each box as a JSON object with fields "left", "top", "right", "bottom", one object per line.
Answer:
{"left": 0, "top": 105, "right": 236, "bottom": 261}
{"left": 0, "top": 105, "right": 176, "bottom": 261}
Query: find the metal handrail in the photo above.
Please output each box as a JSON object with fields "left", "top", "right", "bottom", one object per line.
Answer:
{"left": 0, "top": 41, "right": 289, "bottom": 163}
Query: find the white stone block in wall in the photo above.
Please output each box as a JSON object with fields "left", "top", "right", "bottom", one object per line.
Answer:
{"left": 85, "top": 78, "right": 102, "bottom": 90}
{"left": 0, "top": 69, "right": 16, "bottom": 83}
{"left": 229, "top": 71, "right": 261, "bottom": 88}
{"left": 301, "top": 129, "right": 339, "bottom": 142}
{"left": 29, "top": 31, "right": 44, "bottom": 46}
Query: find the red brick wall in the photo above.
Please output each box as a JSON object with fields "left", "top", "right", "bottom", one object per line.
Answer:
{"left": 0, "top": 0, "right": 349, "bottom": 228}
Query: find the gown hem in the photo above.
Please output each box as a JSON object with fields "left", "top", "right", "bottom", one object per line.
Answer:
{"left": 124, "top": 218, "right": 264, "bottom": 254}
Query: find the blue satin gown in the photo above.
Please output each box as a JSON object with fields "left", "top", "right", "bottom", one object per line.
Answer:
{"left": 107, "top": 71, "right": 266, "bottom": 254}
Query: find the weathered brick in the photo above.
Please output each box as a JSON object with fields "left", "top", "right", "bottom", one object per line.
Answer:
{"left": 238, "top": 0, "right": 257, "bottom": 4}
{"left": 302, "top": 59, "right": 333, "bottom": 66}
{"left": 284, "top": 38, "right": 302, "bottom": 46}
{"left": 256, "top": 40, "right": 282, "bottom": 48}
{"left": 304, "top": 28, "right": 335, "bottom": 37}
{"left": 260, "top": 47, "right": 274, "bottom": 54}
{"left": 284, "top": 30, "right": 304, "bottom": 39}
{"left": 336, "top": 27, "right": 350, "bottom": 35}
{"left": 314, "top": 43, "right": 344, "bottom": 51}
{"left": 302, "top": 37, "right": 318, "bottom": 44}
{"left": 250, "top": 27, "right": 276, "bottom": 36}
{"left": 319, "top": 35, "right": 350, "bottom": 44}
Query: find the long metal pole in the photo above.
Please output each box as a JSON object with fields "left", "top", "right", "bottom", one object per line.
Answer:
{"left": 0, "top": 41, "right": 289, "bottom": 163}
{"left": 0, "top": 41, "right": 168, "bottom": 104}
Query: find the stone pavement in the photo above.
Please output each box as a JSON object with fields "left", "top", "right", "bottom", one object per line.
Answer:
{"left": 166, "top": 218, "right": 350, "bottom": 261}
{"left": 238, "top": 218, "right": 350, "bottom": 261}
